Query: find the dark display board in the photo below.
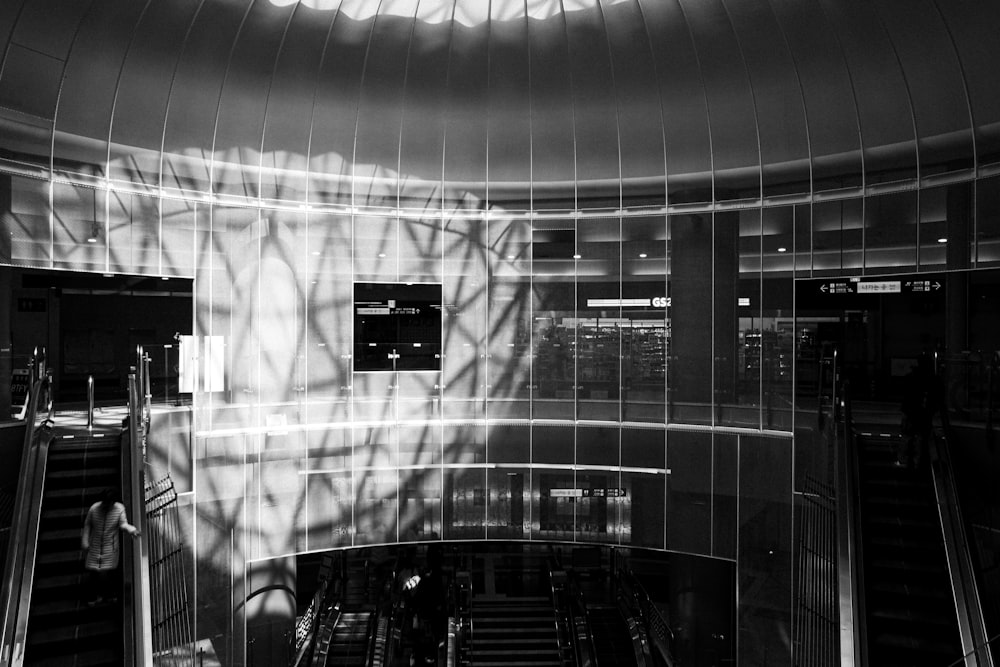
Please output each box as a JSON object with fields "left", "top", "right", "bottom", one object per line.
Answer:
{"left": 354, "top": 282, "right": 442, "bottom": 371}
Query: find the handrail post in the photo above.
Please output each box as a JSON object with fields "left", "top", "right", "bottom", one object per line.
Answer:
{"left": 87, "top": 375, "right": 94, "bottom": 430}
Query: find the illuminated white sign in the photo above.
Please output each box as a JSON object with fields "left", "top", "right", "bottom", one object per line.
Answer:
{"left": 857, "top": 281, "right": 901, "bottom": 294}
{"left": 738, "top": 297, "right": 751, "bottom": 307}
{"left": 587, "top": 297, "right": 670, "bottom": 308}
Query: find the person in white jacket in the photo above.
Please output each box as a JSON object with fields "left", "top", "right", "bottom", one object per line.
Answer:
{"left": 81, "top": 488, "right": 139, "bottom": 606}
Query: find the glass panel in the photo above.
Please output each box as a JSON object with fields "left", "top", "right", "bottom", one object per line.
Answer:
{"left": 715, "top": 211, "right": 741, "bottom": 426}
{"left": 531, "top": 424, "right": 573, "bottom": 466}
{"left": 7, "top": 175, "right": 51, "bottom": 267}
{"left": 621, "top": 426, "right": 665, "bottom": 471}
{"left": 486, "top": 8, "right": 530, "bottom": 208}
{"left": 576, "top": 216, "right": 620, "bottom": 421}
{"left": 305, "top": 466, "right": 353, "bottom": 551}
{"left": 820, "top": 0, "right": 916, "bottom": 185}
{"left": 445, "top": 467, "right": 485, "bottom": 541}
{"left": 108, "top": 0, "right": 201, "bottom": 189}
{"left": 734, "top": 210, "right": 762, "bottom": 427}
{"left": 623, "top": 470, "right": 665, "bottom": 549}
{"left": 194, "top": 434, "right": 247, "bottom": 663}
{"left": 487, "top": 423, "right": 529, "bottom": 466}
{"left": 639, "top": 0, "right": 712, "bottom": 204}
{"left": 771, "top": 0, "right": 862, "bottom": 191}
{"left": 577, "top": 425, "right": 618, "bottom": 467}
{"left": 665, "top": 429, "right": 712, "bottom": 555}
{"left": 793, "top": 204, "right": 812, "bottom": 278}
{"left": 738, "top": 434, "right": 793, "bottom": 666}
{"left": 399, "top": 215, "right": 441, "bottom": 281}
{"left": 259, "top": 8, "right": 332, "bottom": 204}
{"left": 397, "top": 373, "right": 438, "bottom": 422}
{"left": 532, "top": 217, "right": 577, "bottom": 419}
{"left": 254, "top": 431, "right": 303, "bottom": 558}
{"left": 160, "top": 197, "right": 197, "bottom": 277}
{"left": 51, "top": 183, "right": 105, "bottom": 272}
{"left": 879, "top": 1, "right": 974, "bottom": 175}
{"left": 576, "top": 471, "right": 618, "bottom": 544}
{"left": 352, "top": 12, "right": 409, "bottom": 208}
{"left": 488, "top": 466, "right": 529, "bottom": 541}
{"left": 161, "top": 2, "right": 244, "bottom": 196}
{"left": 727, "top": 0, "right": 810, "bottom": 197}
{"left": 935, "top": 1, "right": 1000, "bottom": 165}
{"left": 212, "top": 0, "right": 293, "bottom": 200}
{"left": 53, "top": 0, "right": 145, "bottom": 180}
{"left": 535, "top": 469, "right": 575, "bottom": 541}
{"left": 487, "top": 216, "right": 531, "bottom": 418}
{"left": 442, "top": 4, "right": 488, "bottom": 206}
{"left": 398, "top": 13, "right": 447, "bottom": 211}
{"left": 399, "top": 466, "right": 441, "bottom": 542}
{"left": 976, "top": 177, "right": 1000, "bottom": 268}
{"left": 354, "top": 213, "right": 398, "bottom": 281}
{"left": 622, "top": 216, "right": 667, "bottom": 423}
{"left": 919, "top": 186, "right": 948, "bottom": 270}
{"left": 864, "top": 192, "right": 917, "bottom": 274}
{"left": 713, "top": 433, "right": 738, "bottom": 559}
{"left": 527, "top": 10, "right": 575, "bottom": 205}
{"left": 679, "top": 0, "right": 760, "bottom": 201}
{"left": 565, "top": 5, "right": 619, "bottom": 200}
{"left": 107, "top": 191, "right": 159, "bottom": 275}
{"left": 443, "top": 422, "right": 484, "bottom": 466}
{"left": 353, "top": 455, "right": 397, "bottom": 546}
{"left": 304, "top": 212, "right": 350, "bottom": 425}
{"left": 668, "top": 213, "right": 713, "bottom": 424}
{"left": 604, "top": 0, "right": 665, "bottom": 198}
{"left": 760, "top": 210, "right": 795, "bottom": 428}
{"left": 308, "top": 1, "right": 373, "bottom": 206}
{"left": 443, "top": 216, "right": 486, "bottom": 421}
{"left": 812, "top": 198, "right": 863, "bottom": 277}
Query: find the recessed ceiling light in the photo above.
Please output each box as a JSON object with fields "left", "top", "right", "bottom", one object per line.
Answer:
{"left": 378, "top": 252, "right": 386, "bottom": 258}
{"left": 639, "top": 253, "right": 647, "bottom": 258}
{"left": 937, "top": 237, "right": 947, "bottom": 243}
{"left": 777, "top": 247, "right": 787, "bottom": 253}
{"left": 507, "top": 255, "right": 515, "bottom": 260}
{"left": 572, "top": 254, "right": 582, "bottom": 259}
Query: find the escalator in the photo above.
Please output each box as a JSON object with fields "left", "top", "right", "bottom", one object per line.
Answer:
{"left": 23, "top": 427, "right": 126, "bottom": 666}
{"left": 855, "top": 425, "right": 963, "bottom": 666}
{"left": 587, "top": 604, "right": 638, "bottom": 667}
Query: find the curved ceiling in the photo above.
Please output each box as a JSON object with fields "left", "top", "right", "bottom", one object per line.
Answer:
{"left": 0, "top": 0, "right": 998, "bottom": 209}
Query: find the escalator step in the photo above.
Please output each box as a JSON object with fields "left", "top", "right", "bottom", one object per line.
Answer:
{"left": 25, "top": 646, "right": 120, "bottom": 667}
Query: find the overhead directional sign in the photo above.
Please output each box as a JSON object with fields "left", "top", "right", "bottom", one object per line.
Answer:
{"left": 905, "top": 279, "right": 942, "bottom": 292}
{"left": 819, "top": 282, "right": 854, "bottom": 294}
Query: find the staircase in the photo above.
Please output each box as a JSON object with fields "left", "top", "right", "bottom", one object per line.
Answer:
{"left": 856, "top": 429, "right": 963, "bottom": 666}
{"left": 24, "top": 430, "right": 123, "bottom": 666}
{"left": 468, "top": 596, "right": 562, "bottom": 666}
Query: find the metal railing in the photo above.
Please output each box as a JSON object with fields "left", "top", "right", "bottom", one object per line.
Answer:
{"left": 931, "top": 428, "right": 994, "bottom": 667}
{"left": 144, "top": 475, "right": 194, "bottom": 664}
{"left": 125, "top": 373, "right": 154, "bottom": 666}
{"left": 0, "top": 375, "right": 53, "bottom": 666}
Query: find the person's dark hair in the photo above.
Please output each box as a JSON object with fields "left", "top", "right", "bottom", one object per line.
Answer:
{"left": 100, "top": 488, "right": 118, "bottom": 508}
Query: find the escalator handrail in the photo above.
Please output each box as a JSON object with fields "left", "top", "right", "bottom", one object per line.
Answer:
{"left": 125, "top": 373, "right": 154, "bottom": 667}
{"left": 931, "top": 427, "right": 994, "bottom": 667}
{"left": 0, "top": 377, "right": 53, "bottom": 666}
{"left": 566, "top": 575, "right": 597, "bottom": 667}
{"left": 614, "top": 565, "right": 655, "bottom": 667}
{"left": 835, "top": 377, "right": 865, "bottom": 667}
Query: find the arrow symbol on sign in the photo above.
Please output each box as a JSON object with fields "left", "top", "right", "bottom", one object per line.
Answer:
{"left": 820, "top": 284, "right": 828, "bottom": 293}
{"left": 933, "top": 282, "right": 941, "bottom": 290}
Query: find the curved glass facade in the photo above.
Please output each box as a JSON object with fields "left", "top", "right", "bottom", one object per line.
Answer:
{"left": 2, "top": 1, "right": 1000, "bottom": 665}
